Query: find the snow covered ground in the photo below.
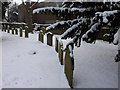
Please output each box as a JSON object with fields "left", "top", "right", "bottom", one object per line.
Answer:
{"left": 73, "top": 41, "right": 118, "bottom": 88}
{"left": 1, "top": 31, "right": 69, "bottom": 88}
{"left": 1, "top": 30, "right": 118, "bottom": 88}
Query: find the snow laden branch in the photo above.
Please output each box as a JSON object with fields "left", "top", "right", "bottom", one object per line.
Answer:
{"left": 82, "top": 23, "right": 102, "bottom": 43}
{"left": 33, "top": 7, "right": 86, "bottom": 14}
{"left": 82, "top": 10, "right": 120, "bottom": 43}
{"left": 46, "top": 18, "right": 83, "bottom": 31}
{"left": 60, "top": 18, "right": 89, "bottom": 39}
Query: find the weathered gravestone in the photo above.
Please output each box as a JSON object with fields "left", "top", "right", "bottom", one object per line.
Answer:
{"left": 12, "top": 27, "right": 14, "bottom": 34}
{"left": 64, "top": 47, "right": 74, "bottom": 88}
{"left": 47, "top": 32, "right": 53, "bottom": 46}
{"left": 38, "top": 30, "right": 44, "bottom": 43}
{"left": 19, "top": 27, "right": 23, "bottom": 37}
{"left": 58, "top": 41, "right": 63, "bottom": 65}
{"left": 4, "top": 24, "right": 7, "bottom": 32}
{"left": 2, "top": 25, "right": 3, "bottom": 31}
{"left": 55, "top": 37, "right": 58, "bottom": 52}
{"left": 25, "top": 26, "right": 29, "bottom": 38}
{"left": 15, "top": 28, "right": 18, "bottom": 35}
{"left": 7, "top": 25, "right": 10, "bottom": 33}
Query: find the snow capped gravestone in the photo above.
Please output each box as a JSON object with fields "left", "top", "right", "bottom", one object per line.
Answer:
{"left": 15, "top": 28, "right": 18, "bottom": 35}
{"left": 25, "top": 26, "right": 29, "bottom": 38}
{"left": 47, "top": 32, "right": 53, "bottom": 46}
{"left": 19, "top": 27, "right": 23, "bottom": 37}
{"left": 4, "top": 24, "right": 7, "bottom": 32}
{"left": 64, "top": 47, "right": 74, "bottom": 88}
{"left": 7, "top": 25, "right": 10, "bottom": 33}
{"left": 58, "top": 40, "right": 63, "bottom": 65}
{"left": 12, "top": 27, "right": 14, "bottom": 35}
{"left": 38, "top": 30, "right": 44, "bottom": 43}
{"left": 55, "top": 37, "right": 58, "bottom": 52}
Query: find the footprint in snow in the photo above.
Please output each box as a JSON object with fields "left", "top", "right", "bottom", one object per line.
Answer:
{"left": 28, "top": 50, "right": 37, "bottom": 55}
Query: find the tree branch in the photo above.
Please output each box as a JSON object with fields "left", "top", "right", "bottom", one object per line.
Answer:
{"left": 30, "top": 0, "right": 39, "bottom": 9}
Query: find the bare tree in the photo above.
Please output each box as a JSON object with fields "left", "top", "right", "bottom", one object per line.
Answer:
{"left": 21, "top": 0, "right": 39, "bottom": 33}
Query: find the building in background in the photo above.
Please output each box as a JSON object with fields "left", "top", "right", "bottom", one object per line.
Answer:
{"left": 18, "top": 2, "right": 62, "bottom": 24}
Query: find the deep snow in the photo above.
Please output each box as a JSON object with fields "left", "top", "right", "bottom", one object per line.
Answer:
{"left": 1, "top": 30, "right": 118, "bottom": 88}
{"left": 2, "top": 31, "right": 69, "bottom": 88}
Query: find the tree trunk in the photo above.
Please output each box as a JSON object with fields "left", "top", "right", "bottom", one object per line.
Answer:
{"left": 24, "top": 2, "right": 33, "bottom": 33}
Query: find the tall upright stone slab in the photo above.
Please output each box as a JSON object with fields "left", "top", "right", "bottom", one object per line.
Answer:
{"left": 2, "top": 25, "right": 3, "bottom": 31}
{"left": 12, "top": 28, "right": 14, "bottom": 34}
{"left": 25, "top": 26, "right": 29, "bottom": 38}
{"left": 4, "top": 24, "right": 6, "bottom": 32}
{"left": 64, "top": 47, "right": 74, "bottom": 88}
{"left": 47, "top": 32, "right": 53, "bottom": 46}
{"left": 15, "top": 28, "right": 18, "bottom": 35}
{"left": 58, "top": 41, "right": 63, "bottom": 65}
{"left": 55, "top": 37, "right": 58, "bottom": 52}
{"left": 38, "top": 30, "right": 44, "bottom": 43}
{"left": 19, "top": 27, "right": 23, "bottom": 37}
{"left": 7, "top": 25, "right": 10, "bottom": 33}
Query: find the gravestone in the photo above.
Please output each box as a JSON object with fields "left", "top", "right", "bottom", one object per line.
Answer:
{"left": 7, "top": 25, "right": 10, "bottom": 33}
{"left": 47, "top": 32, "right": 53, "bottom": 46}
{"left": 58, "top": 41, "right": 63, "bottom": 65}
{"left": 38, "top": 30, "right": 44, "bottom": 43}
{"left": 15, "top": 28, "right": 18, "bottom": 35}
{"left": 55, "top": 37, "right": 58, "bottom": 52}
{"left": 2, "top": 25, "right": 3, "bottom": 31}
{"left": 25, "top": 26, "right": 29, "bottom": 38}
{"left": 41, "top": 27, "right": 46, "bottom": 34}
{"left": 64, "top": 47, "right": 74, "bottom": 88}
{"left": 12, "top": 28, "right": 14, "bottom": 34}
{"left": 4, "top": 24, "right": 6, "bottom": 32}
{"left": 19, "top": 27, "right": 23, "bottom": 37}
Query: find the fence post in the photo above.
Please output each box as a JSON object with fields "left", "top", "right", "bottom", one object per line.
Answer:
{"left": 25, "top": 26, "right": 29, "bottom": 38}
{"left": 12, "top": 27, "right": 14, "bottom": 34}
{"left": 19, "top": 27, "right": 23, "bottom": 37}
{"left": 64, "top": 47, "right": 74, "bottom": 89}
{"left": 58, "top": 41, "right": 63, "bottom": 65}
{"left": 38, "top": 30, "right": 44, "bottom": 43}
{"left": 55, "top": 37, "right": 59, "bottom": 52}
{"left": 47, "top": 32, "right": 53, "bottom": 46}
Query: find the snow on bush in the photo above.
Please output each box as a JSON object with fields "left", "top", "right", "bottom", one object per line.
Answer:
{"left": 82, "top": 23, "right": 101, "bottom": 41}
{"left": 95, "top": 10, "right": 119, "bottom": 23}
{"left": 33, "top": 7, "right": 87, "bottom": 14}
{"left": 46, "top": 18, "right": 83, "bottom": 31}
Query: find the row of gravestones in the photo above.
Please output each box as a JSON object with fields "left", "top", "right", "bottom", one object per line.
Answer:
{"left": 2, "top": 24, "right": 29, "bottom": 38}
{"left": 2, "top": 24, "right": 74, "bottom": 88}
{"left": 38, "top": 29, "right": 74, "bottom": 88}
{"left": 55, "top": 37, "right": 74, "bottom": 89}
